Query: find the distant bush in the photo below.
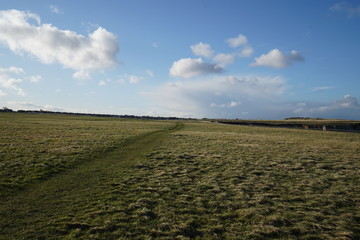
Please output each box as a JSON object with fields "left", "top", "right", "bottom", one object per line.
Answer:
{"left": 0, "top": 107, "right": 13, "bottom": 112}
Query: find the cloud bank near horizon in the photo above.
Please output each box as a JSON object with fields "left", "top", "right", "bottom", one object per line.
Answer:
{"left": 147, "top": 75, "right": 289, "bottom": 119}
{"left": 147, "top": 74, "right": 360, "bottom": 120}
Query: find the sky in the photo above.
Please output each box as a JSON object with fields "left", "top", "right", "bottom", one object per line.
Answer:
{"left": 0, "top": 0, "right": 360, "bottom": 120}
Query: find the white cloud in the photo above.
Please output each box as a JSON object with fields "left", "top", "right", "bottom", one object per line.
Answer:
{"left": 210, "top": 101, "right": 241, "bottom": 108}
{"left": 169, "top": 58, "right": 223, "bottom": 78}
{"left": 99, "top": 79, "right": 111, "bottom": 86}
{"left": 0, "top": 66, "right": 43, "bottom": 95}
{"left": 190, "top": 42, "right": 214, "bottom": 58}
{"left": 177, "top": 34, "right": 252, "bottom": 76}
{"left": 73, "top": 70, "right": 91, "bottom": 80}
{"left": 118, "top": 74, "right": 145, "bottom": 84}
{"left": 99, "top": 80, "right": 107, "bottom": 86}
{"left": 225, "top": 34, "right": 253, "bottom": 58}
{"left": 129, "top": 75, "right": 144, "bottom": 84}
{"left": 311, "top": 86, "right": 334, "bottom": 92}
{"left": 228, "top": 101, "right": 241, "bottom": 107}
{"left": 238, "top": 45, "right": 254, "bottom": 58}
{"left": 7, "top": 66, "right": 25, "bottom": 74}
{"left": 251, "top": 49, "right": 304, "bottom": 68}
{"left": 0, "top": 9, "right": 119, "bottom": 79}
{"left": 315, "top": 95, "right": 360, "bottom": 112}
{"left": 293, "top": 95, "right": 360, "bottom": 119}
{"left": 227, "top": 34, "right": 247, "bottom": 48}
{"left": 146, "top": 75, "right": 288, "bottom": 118}
{"left": 222, "top": 34, "right": 254, "bottom": 58}
{"left": 49, "top": 5, "right": 61, "bottom": 14}
{"left": 0, "top": 66, "right": 25, "bottom": 96}
{"left": 330, "top": 2, "right": 360, "bottom": 17}
{"left": 213, "top": 53, "right": 235, "bottom": 67}
{"left": 28, "top": 75, "right": 42, "bottom": 83}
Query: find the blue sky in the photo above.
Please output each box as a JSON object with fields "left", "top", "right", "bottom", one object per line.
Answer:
{"left": 0, "top": 0, "right": 359, "bottom": 119}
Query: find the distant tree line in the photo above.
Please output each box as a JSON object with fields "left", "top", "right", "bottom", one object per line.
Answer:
{"left": 284, "top": 117, "right": 325, "bottom": 120}
{"left": 0, "top": 107, "right": 14, "bottom": 112}
{"left": 0, "top": 107, "right": 195, "bottom": 121}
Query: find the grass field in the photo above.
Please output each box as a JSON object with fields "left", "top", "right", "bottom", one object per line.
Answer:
{"left": 0, "top": 113, "right": 173, "bottom": 196}
{"left": 0, "top": 113, "right": 359, "bottom": 239}
{"left": 215, "top": 119, "right": 360, "bottom": 132}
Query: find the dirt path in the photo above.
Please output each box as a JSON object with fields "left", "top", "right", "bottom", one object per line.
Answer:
{"left": 0, "top": 122, "right": 183, "bottom": 239}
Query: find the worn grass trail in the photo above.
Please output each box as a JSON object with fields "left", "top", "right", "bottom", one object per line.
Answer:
{"left": 1, "top": 119, "right": 359, "bottom": 239}
{"left": 0, "top": 122, "right": 183, "bottom": 239}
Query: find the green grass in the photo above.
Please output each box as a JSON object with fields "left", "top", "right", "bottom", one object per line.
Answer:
{"left": 1, "top": 113, "right": 359, "bottom": 239}
{"left": 0, "top": 113, "right": 172, "bottom": 196}
{"left": 138, "top": 123, "right": 360, "bottom": 239}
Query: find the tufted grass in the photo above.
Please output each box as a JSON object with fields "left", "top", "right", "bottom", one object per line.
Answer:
{"left": 0, "top": 112, "right": 172, "bottom": 197}
{"left": 0, "top": 114, "right": 359, "bottom": 239}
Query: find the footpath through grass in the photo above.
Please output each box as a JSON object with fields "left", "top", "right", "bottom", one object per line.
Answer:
{"left": 0, "top": 113, "right": 181, "bottom": 239}
{"left": 1, "top": 114, "right": 359, "bottom": 239}
{"left": 0, "top": 113, "right": 172, "bottom": 197}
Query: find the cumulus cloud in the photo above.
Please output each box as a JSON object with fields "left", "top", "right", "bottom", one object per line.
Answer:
{"left": 0, "top": 66, "right": 43, "bottom": 95}
{"left": 227, "top": 34, "right": 248, "bottom": 48}
{"left": 213, "top": 53, "right": 235, "bottom": 67}
{"left": 226, "top": 34, "right": 253, "bottom": 58}
{"left": 169, "top": 58, "right": 223, "bottom": 78}
{"left": 0, "top": 67, "right": 25, "bottom": 96}
{"left": 117, "top": 74, "right": 145, "bottom": 84}
{"left": 330, "top": 1, "right": 360, "bottom": 17}
{"left": 226, "top": 34, "right": 254, "bottom": 58}
{"left": 0, "top": 9, "right": 119, "bottom": 79}
{"left": 172, "top": 34, "right": 253, "bottom": 77}
{"left": 190, "top": 42, "right": 214, "bottom": 58}
{"left": 238, "top": 45, "right": 254, "bottom": 58}
{"left": 251, "top": 49, "right": 304, "bottom": 68}
{"left": 146, "top": 75, "right": 288, "bottom": 118}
